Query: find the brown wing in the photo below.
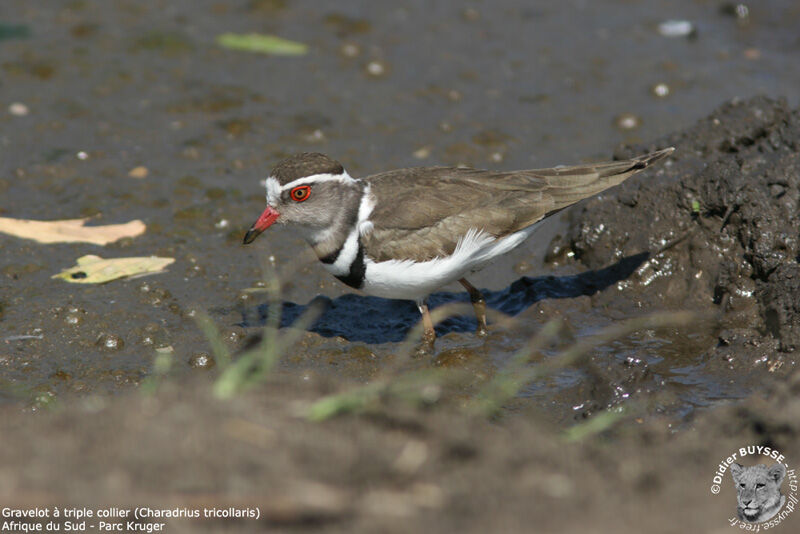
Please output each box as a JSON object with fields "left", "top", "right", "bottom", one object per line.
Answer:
{"left": 362, "top": 148, "right": 673, "bottom": 262}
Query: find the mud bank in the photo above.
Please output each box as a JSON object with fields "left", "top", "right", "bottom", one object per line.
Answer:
{"left": 561, "top": 96, "right": 800, "bottom": 368}
{"left": 1, "top": 369, "right": 799, "bottom": 533}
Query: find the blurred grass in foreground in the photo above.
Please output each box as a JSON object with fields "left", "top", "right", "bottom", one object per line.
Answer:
{"left": 186, "top": 256, "right": 700, "bottom": 437}
{"left": 201, "top": 264, "right": 324, "bottom": 400}
{"left": 308, "top": 310, "right": 698, "bottom": 433}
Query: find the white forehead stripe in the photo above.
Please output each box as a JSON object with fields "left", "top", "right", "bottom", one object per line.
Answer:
{"left": 265, "top": 170, "right": 357, "bottom": 205}
{"left": 266, "top": 177, "right": 281, "bottom": 204}
{"left": 281, "top": 171, "right": 356, "bottom": 190}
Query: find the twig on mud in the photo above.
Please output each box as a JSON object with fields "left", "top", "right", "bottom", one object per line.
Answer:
{"left": 651, "top": 226, "right": 697, "bottom": 257}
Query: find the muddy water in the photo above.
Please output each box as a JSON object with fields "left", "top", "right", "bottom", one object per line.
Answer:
{"left": 1, "top": 1, "right": 800, "bottom": 421}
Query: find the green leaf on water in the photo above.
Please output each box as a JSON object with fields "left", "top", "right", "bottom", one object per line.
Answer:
{"left": 216, "top": 32, "right": 308, "bottom": 56}
{"left": 0, "top": 24, "right": 31, "bottom": 42}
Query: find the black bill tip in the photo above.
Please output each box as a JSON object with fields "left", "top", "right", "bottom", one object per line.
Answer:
{"left": 242, "top": 227, "right": 261, "bottom": 245}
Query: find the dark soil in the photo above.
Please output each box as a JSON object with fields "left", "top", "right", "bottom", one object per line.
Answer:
{"left": 563, "top": 96, "right": 800, "bottom": 364}
{"left": 2, "top": 370, "right": 799, "bottom": 533}
{"left": 3, "top": 1, "right": 800, "bottom": 532}
{"left": 3, "top": 98, "right": 800, "bottom": 534}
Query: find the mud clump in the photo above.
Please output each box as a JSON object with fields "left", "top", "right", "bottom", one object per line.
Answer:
{"left": 563, "top": 96, "right": 800, "bottom": 354}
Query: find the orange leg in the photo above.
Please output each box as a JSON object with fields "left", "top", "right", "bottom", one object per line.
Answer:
{"left": 416, "top": 300, "right": 436, "bottom": 354}
{"left": 459, "top": 278, "right": 488, "bottom": 336}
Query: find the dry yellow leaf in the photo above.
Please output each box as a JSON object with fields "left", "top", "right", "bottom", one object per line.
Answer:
{"left": 0, "top": 217, "right": 145, "bottom": 245}
{"left": 52, "top": 255, "right": 175, "bottom": 284}
{"left": 128, "top": 166, "right": 149, "bottom": 179}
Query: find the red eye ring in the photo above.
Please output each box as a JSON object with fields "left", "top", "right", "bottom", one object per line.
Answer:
{"left": 290, "top": 185, "right": 311, "bottom": 202}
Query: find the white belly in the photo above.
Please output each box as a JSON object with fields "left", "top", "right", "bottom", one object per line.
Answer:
{"left": 360, "top": 223, "right": 541, "bottom": 301}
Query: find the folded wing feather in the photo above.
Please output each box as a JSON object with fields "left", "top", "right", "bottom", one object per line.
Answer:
{"left": 362, "top": 148, "right": 673, "bottom": 263}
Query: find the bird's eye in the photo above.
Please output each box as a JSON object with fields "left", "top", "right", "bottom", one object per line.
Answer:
{"left": 290, "top": 185, "right": 311, "bottom": 202}
{"left": 756, "top": 483, "right": 765, "bottom": 489}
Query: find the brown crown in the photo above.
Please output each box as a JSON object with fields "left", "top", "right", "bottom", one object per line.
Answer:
{"left": 270, "top": 153, "right": 344, "bottom": 184}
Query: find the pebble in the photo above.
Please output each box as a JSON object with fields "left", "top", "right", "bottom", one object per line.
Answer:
{"left": 128, "top": 166, "right": 149, "bottom": 179}
{"left": 462, "top": 8, "right": 480, "bottom": 21}
{"left": 188, "top": 352, "right": 215, "bottom": 369}
{"left": 365, "top": 60, "right": 388, "bottom": 77}
{"left": 303, "top": 129, "right": 325, "bottom": 142}
{"left": 651, "top": 83, "right": 670, "bottom": 98}
{"left": 413, "top": 146, "right": 432, "bottom": 159}
{"left": 96, "top": 333, "right": 124, "bottom": 351}
{"left": 734, "top": 4, "right": 750, "bottom": 20}
{"left": 720, "top": 3, "right": 750, "bottom": 22}
{"left": 614, "top": 112, "right": 642, "bottom": 130}
{"left": 658, "top": 20, "right": 695, "bottom": 38}
{"left": 513, "top": 260, "right": 532, "bottom": 274}
{"left": 447, "top": 89, "right": 462, "bottom": 102}
{"left": 76, "top": 151, "right": 89, "bottom": 160}
{"left": 743, "top": 48, "right": 760, "bottom": 60}
{"left": 340, "top": 42, "right": 361, "bottom": 58}
{"left": 225, "top": 328, "right": 243, "bottom": 343}
{"left": 8, "top": 102, "right": 29, "bottom": 116}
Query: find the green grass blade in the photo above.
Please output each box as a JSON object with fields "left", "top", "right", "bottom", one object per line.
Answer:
{"left": 216, "top": 33, "right": 308, "bottom": 56}
{"left": 193, "top": 311, "right": 231, "bottom": 367}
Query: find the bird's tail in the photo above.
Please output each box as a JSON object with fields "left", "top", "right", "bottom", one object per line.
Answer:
{"left": 538, "top": 147, "right": 675, "bottom": 210}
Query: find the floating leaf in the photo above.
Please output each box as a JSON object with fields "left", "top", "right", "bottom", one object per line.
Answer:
{"left": 0, "top": 217, "right": 146, "bottom": 245}
{"left": 52, "top": 255, "right": 175, "bottom": 284}
{"left": 0, "top": 24, "right": 31, "bottom": 42}
{"left": 216, "top": 32, "right": 307, "bottom": 56}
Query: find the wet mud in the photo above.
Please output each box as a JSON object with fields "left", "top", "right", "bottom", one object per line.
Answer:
{"left": 563, "top": 96, "right": 800, "bottom": 366}
{"left": 3, "top": 1, "right": 800, "bottom": 532}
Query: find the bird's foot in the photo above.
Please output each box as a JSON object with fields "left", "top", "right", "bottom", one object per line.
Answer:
{"left": 413, "top": 328, "right": 437, "bottom": 357}
{"left": 413, "top": 341, "right": 435, "bottom": 358}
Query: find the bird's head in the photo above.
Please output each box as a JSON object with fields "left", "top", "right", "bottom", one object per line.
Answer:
{"left": 243, "top": 152, "right": 361, "bottom": 245}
